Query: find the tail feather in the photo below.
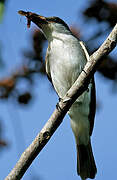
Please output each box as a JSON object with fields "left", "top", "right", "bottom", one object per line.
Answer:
{"left": 77, "top": 140, "right": 97, "bottom": 179}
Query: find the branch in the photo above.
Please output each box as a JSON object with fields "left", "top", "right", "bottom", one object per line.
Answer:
{"left": 5, "top": 24, "right": 117, "bottom": 180}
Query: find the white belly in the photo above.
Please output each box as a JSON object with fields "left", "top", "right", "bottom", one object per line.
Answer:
{"left": 68, "top": 89, "right": 91, "bottom": 145}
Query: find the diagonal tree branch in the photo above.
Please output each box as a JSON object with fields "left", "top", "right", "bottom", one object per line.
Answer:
{"left": 5, "top": 23, "right": 117, "bottom": 180}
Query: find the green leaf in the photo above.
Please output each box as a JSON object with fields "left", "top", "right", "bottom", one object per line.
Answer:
{"left": 0, "top": 2, "right": 4, "bottom": 22}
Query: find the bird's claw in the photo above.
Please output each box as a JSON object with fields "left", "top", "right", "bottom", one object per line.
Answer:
{"left": 56, "top": 98, "right": 62, "bottom": 112}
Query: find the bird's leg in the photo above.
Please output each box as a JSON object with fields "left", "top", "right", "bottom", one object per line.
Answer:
{"left": 59, "top": 97, "right": 62, "bottom": 101}
{"left": 81, "top": 68, "right": 90, "bottom": 92}
{"left": 56, "top": 98, "right": 62, "bottom": 112}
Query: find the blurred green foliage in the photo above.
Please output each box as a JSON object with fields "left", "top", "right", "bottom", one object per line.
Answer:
{"left": 0, "top": 0, "right": 5, "bottom": 22}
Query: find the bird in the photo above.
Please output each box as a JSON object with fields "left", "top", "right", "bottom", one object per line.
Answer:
{"left": 18, "top": 11, "right": 97, "bottom": 180}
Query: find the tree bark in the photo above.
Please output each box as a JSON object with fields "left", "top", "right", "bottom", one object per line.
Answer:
{"left": 5, "top": 23, "right": 117, "bottom": 180}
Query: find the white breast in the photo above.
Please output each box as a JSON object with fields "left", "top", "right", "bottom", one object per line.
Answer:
{"left": 48, "top": 34, "right": 87, "bottom": 98}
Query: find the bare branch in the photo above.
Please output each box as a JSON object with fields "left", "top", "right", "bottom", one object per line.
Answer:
{"left": 5, "top": 23, "right": 117, "bottom": 180}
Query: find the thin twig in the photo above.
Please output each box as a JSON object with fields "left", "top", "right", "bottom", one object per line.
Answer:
{"left": 5, "top": 23, "right": 117, "bottom": 180}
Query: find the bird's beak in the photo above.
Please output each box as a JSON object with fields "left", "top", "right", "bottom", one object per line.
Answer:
{"left": 18, "top": 10, "right": 48, "bottom": 28}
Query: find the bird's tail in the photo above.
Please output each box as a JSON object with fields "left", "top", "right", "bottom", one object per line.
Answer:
{"left": 77, "top": 139, "right": 97, "bottom": 180}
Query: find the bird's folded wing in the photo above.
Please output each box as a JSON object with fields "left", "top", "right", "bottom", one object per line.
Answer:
{"left": 79, "top": 41, "right": 90, "bottom": 62}
{"left": 45, "top": 46, "right": 52, "bottom": 83}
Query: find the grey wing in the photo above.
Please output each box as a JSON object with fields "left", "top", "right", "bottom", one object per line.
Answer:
{"left": 45, "top": 47, "right": 52, "bottom": 83}
{"left": 79, "top": 41, "right": 90, "bottom": 61}
{"left": 80, "top": 41, "right": 96, "bottom": 136}
{"left": 89, "top": 77, "right": 96, "bottom": 136}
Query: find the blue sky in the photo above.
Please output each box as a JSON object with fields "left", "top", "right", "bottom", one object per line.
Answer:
{"left": 0, "top": 0, "right": 117, "bottom": 180}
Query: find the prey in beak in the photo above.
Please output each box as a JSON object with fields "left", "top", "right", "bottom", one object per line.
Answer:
{"left": 18, "top": 10, "right": 47, "bottom": 28}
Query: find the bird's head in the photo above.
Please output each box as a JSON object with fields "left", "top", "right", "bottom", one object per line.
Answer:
{"left": 18, "top": 11, "right": 71, "bottom": 41}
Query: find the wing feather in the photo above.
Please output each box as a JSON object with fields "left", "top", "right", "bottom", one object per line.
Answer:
{"left": 45, "top": 46, "right": 52, "bottom": 83}
{"left": 80, "top": 41, "right": 96, "bottom": 136}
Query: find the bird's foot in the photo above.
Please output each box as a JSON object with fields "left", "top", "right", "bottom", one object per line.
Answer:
{"left": 56, "top": 98, "right": 62, "bottom": 112}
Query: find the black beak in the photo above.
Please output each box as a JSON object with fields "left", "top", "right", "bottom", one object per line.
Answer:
{"left": 18, "top": 10, "right": 47, "bottom": 28}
